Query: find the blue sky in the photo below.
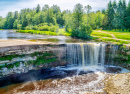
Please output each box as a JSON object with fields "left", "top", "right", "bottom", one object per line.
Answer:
{"left": 0, "top": 0, "right": 129, "bottom": 18}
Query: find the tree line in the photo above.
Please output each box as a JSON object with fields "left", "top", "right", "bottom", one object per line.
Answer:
{"left": 102, "top": 0, "right": 130, "bottom": 30}
{"left": 0, "top": 0, "right": 130, "bottom": 38}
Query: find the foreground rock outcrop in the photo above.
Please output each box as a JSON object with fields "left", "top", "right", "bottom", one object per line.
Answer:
{"left": 104, "top": 73, "right": 130, "bottom": 94}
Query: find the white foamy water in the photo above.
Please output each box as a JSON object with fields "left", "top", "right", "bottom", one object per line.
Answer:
{"left": 16, "top": 72, "right": 110, "bottom": 94}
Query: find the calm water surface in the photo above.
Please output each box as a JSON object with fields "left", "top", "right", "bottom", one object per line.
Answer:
{"left": 0, "top": 30, "right": 92, "bottom": 43}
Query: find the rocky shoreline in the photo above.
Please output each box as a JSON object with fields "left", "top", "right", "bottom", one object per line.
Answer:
{"left": 104, "top": 73, "right": 130, "bottom": 94}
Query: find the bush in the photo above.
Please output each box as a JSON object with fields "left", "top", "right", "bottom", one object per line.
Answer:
{"left": 50, "top": 25, "right": 59, "bottom": 32}
{"left": 25, "top": 26, "right": 32, "bottom": 30}
{"left": 38, "top": 23, "right": 48, "bottom": 27}
{"left": 32, "top": 26, "right": 38, "bottom": 30}
{"left": 39, "top": 25, "right": 50, "bottom": 31}
{"left": 71, "top": 24, "right": 92, "bottom": 39}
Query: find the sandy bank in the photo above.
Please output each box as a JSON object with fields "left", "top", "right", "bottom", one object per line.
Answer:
{"left": 0, "top": 39, "right": 49, "bottom": 47}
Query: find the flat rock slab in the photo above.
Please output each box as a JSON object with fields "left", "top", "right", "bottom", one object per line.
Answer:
{"left": 105, "top": 73, "right": 130, "bottom": 94}
{"left": 0, "top": 39, "right": 47, "bottom": 47}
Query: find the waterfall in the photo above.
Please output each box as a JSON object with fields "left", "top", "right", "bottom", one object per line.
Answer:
{"left": 107, "top": 45, "right": 118, "bottom": 65}
{"left": 66, "top": 43, "right": 106, "bottom": 67}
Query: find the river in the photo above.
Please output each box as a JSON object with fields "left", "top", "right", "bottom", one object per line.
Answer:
{"left": 0, "top": 30, "right": 129, "bottom": 94}
{"left": 0, "top": 30, "right": 89, "bottom": 44}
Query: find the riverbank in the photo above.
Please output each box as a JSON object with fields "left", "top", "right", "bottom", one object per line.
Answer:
{"left": 16, "top": 29, "right": 71, "bottom": 36}
{"left": 0, "top": 39, "right": 47, "bottom": 47}
{"left": 15, "top": 29, "right": 130, "bottom": 45}
{"left": 104, "top": 73, "right": 130, "bottom": 94}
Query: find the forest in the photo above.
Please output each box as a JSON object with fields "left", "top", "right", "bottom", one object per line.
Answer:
{"left": 0, "top": 0, "right": 130, "bottom": 39}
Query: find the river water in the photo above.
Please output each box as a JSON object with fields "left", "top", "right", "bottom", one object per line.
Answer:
{"left": 0, "top": 30, "right": 89, "bottom": 44}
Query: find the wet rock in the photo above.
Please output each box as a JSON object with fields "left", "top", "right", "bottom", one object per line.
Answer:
{"left": 78, "top": 70, "right": 94, "bottom": 75}
{"left": 105, "top": 66, "right": 121, "bottom": 73}
{"left": 50, "top": 71, "right": 68, "bottom": 78}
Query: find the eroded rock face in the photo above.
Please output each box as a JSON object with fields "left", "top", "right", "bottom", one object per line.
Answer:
{"left": 0, "top": 68, "right": 94, "bottom": 87}
{"left": 105, "top": 73, "right": 130, "bottom": 94}
{"left": 0, "top": 44, "right": 129, "bottom": 69}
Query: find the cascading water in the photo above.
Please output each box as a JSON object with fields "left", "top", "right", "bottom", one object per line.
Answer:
{"left": 66, "top": 43, "right": 106, "bottom": 67}
{"left": 107, "top": 45, "right": 118, "bottom": 65}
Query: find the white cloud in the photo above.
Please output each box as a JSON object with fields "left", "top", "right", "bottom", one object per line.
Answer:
{"left": 0, "top": 0, "right": 129, "bottom": 17}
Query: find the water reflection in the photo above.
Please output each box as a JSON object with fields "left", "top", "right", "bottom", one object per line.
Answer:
{"left": 0, "top": 30, "right": 91, "bottom": 43}
{"left": 0, "top": 30, "right": 8, "bottom": 39}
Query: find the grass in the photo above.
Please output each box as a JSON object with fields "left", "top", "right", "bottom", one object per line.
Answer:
{"left": 16, "top": 29, "right": 71, "bottom": 36}
{"left": 58, "top": 28, "right": 71, "bottom": 36}
{"left": 91, "top": 31, "right": 113, "bottom": 38}
{"left": 0, "top": 29, "right": 3, "bottom": 30}
{"left": 16, "top": 30, "right": 57, "bottom": 36}
{"left": 91, "top": 29, "right": 130, "bottom": 44}
{"left": 101, "top": 30, "right": 130, "bottom": 40}
{"left": 101, "top": 38, "right": 130, "bottom": 44}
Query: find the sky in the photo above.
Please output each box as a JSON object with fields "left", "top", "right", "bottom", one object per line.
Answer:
{"left": 0, "top": 0, "right": 129, "bottom": 18}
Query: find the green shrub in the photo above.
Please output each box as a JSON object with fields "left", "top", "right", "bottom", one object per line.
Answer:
{"left": 50, "top": 25, "right": 59, "bottom": 32}
{"left": 32, "top": 26, "right": 38, "bottom": 30}
{"left": 39, "top": 25, "right": 50, "bottom": 31}
{"left": 25, "top": 26, "right": 32, "bottom": 30}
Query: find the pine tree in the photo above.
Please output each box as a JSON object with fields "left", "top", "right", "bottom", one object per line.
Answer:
{"left": 122, "top": 0, "right": 127, "bottom": 29}
{"left": 42, "top": 4, "right": 49, "bottom": 12}
{"left": 125, "top": 1, "right": 130, "bottom": 30}
{"left": 14, "top": 11, "right": 19, "bottom": 20}
{"left": 36, "top": 4, "right": 41, "bottom": 13}
{"left": 103, "top": 1, "right": 115, "bottom": 29}
{"left": 113, "top": 0, "right": 117, "bottom": 13}
{"left": 71, "top": 3, "right": 83, "bottom": 37}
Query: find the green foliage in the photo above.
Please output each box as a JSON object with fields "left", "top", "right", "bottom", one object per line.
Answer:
{"left": 0, "top": 1, "right": 129, "bottom": 39}
{"left": 27, "top": 52, "right": 57, "bottom": 66}
{"left": 14, "top": 62, "right": 20, "bottom": 67}
{"left": 102, "top": 1, "right": 115, "bottom": 30}
{"left": 39, "top": 25, "right": 50, "bottom": 31}
{"left": 25, "top": 26, "right": 32, "bottom": 30}
{"left": 16, "top": 30, "right": 57, "bottom": 35}
{"left": 32, "top": 26, "right": 38, "bottom": 30}
{"left": 70, "top": 3, "right": 93, "bottom": 39}
{"left": 0, "top": 52, "right": 56, "bottom": 69}
{"left": 124, "top": 1, "right": 130, "bottom": 29}
{"left": 50, "top": 25, "right": 59, "bottom": 32}
{"left": 102, "top": 0, "right": 130, "bottom": 30}
{"left": 79, "top": 24, "right": 92, "bottom": 38}
{"left": 36, "top": 4, "right": 41, "bottom": 13}
{"left": 0, "top": 54, "right": 25, "bottom": 61}
{"left": 16, "top": 29, "right": 70, "bottom": 36}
